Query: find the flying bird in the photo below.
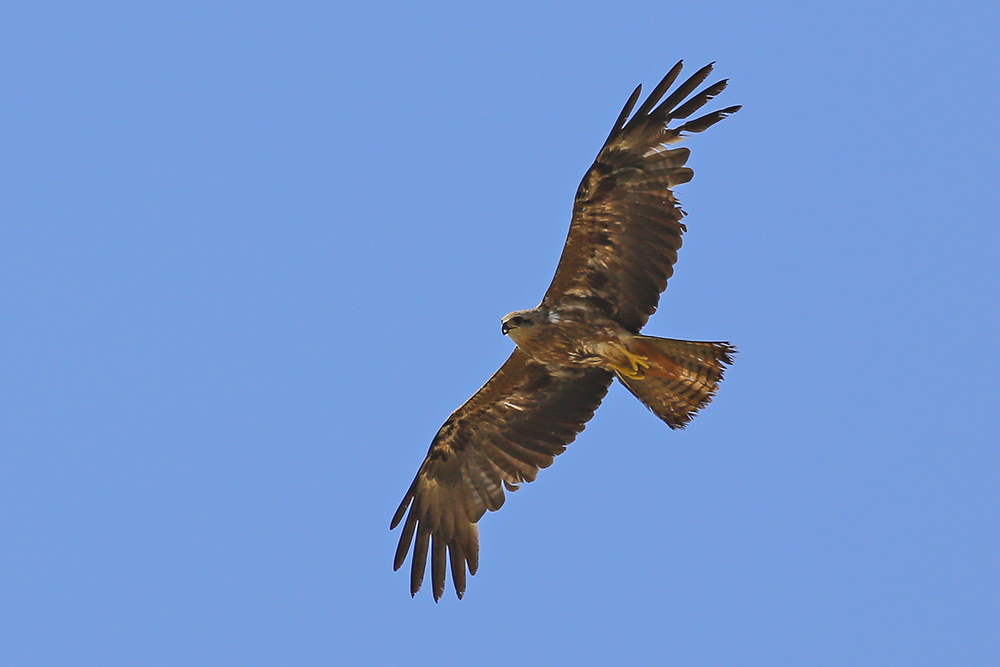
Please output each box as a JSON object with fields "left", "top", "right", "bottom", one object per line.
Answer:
{"left": 391, "top": 61, "right": 739, "bottom": 601}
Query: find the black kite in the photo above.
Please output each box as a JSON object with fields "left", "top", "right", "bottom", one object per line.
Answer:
{"left": 391, "top": 61, "right": 739, "bottom": 600}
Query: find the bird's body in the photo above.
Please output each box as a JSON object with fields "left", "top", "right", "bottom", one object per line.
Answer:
{"left": 501, "top": 306, "right": 630, "bottom": 370}
{"left": 391, "top": 61, "right": 740, "bottom": 601}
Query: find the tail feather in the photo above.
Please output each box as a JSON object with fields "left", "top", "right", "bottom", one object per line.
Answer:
{"left": 617, "top": 336, "right": 735, "bottom": 429}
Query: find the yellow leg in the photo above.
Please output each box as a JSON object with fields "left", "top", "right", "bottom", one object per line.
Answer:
{"left": 610, "top": 347, "right": 649, "bottom": 380}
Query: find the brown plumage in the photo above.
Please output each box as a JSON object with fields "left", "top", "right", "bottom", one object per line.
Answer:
{"left": 392, "top": 61, "right": 740, "bottom": 600}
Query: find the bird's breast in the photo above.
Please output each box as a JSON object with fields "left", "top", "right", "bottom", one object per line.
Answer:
{"left": 512, "top": 316, "right": 625, "bottom": 368}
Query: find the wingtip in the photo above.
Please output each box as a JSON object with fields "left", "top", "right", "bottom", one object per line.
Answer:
{"left": 714, "top": 105, "right": 742, "bottom": 121}
{"left": 390, "top": 490, "right": 413, "bottom": 529}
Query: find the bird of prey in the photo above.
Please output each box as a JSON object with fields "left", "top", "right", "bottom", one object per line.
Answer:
{"left": 391, "top": 61, "right": 739, "bottom": 601}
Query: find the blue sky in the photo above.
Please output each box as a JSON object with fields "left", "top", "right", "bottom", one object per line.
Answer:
{"left": 3, "top": 1, "right": 999, "bottom": 665}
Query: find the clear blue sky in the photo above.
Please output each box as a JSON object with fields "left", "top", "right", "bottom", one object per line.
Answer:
{"left": 3, "top": 2, "right": 998, "bottom": 665}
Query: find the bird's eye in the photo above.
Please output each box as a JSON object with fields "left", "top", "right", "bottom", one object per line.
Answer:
{"left": 511, "top": 316, "right": 524, "bottom": 326}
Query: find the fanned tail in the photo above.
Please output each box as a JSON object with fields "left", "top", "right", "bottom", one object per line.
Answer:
{"left": 616, "top": 336, "right": 735, "bottom": 429}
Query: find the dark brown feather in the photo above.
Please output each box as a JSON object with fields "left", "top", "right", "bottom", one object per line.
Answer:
{"left": 431, "top": 535, "right": 448, "bottom": 601}
{"left": 654, "top": 62, "right": 716, "bottom": 117}
{"left": 449, "top": 541, "right": 467, "bottom": 599}
{"left": 678, "top": 105, "right": 742, "bottom": 134}
{"left": 670, "top": 79, "right": 729, "bottom": 120}
{"left": 603, "top": 84, "right": 642, "bottom": 146}
{"left": 410, "top": 523, "right": 430, "bottom": 596}
{"left": 632, "top": 60, "right": 684, "bottom": 120}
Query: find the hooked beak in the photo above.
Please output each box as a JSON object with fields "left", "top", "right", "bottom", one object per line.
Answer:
{"left": 501, "top": 322, "right": 511, "bottom": 335}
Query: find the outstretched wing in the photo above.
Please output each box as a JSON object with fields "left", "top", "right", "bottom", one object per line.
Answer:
{"left": 391, "top": 349, "right": 612, "bottom": 601}
{"left": 542, "top": 61, "right": 740, "bottom": 333}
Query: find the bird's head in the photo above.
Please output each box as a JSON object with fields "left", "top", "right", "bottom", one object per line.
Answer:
{"left": 501, "top": 309, "right": 543, "bottom": 340}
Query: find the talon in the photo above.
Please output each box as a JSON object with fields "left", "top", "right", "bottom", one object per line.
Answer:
{"left": 623, "top": 348, "right": 649, "bottom": 374}
{"left": 612, "top": 348, "right": 649, "bottom": 380}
